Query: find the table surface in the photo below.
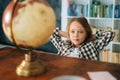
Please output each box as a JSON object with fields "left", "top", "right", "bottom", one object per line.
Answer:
{"left": 0, "top": 47, "right": 120, "bottom": 80}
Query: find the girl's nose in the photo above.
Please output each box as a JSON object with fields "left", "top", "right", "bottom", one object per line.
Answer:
{"left": 74, "top": 32, "right": 78, "bottom": 37}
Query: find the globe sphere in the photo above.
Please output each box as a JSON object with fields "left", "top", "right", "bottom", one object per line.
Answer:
{"left": 2, "top": 0, "right": 56, "bottom": 48}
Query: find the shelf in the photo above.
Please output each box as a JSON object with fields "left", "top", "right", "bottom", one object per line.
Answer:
{"left": 114, "top": 18, "right": 120, "bottom": 20}
{"left": 66, "top": 16, "right": 89, "bottom": 19}
{"left": 63, "top": 16, "right": 114, "bottom": 20}
{"left": 112, "top": 42, "right": 120, "bottom": 45}
{"left": 89, "top": 17, "right": 113, "bottom": 20}
{"left": 65, "top": 16, "right": 85, "bottom": 18}
{"left": 62, "top": 0, "right": 120, "bottom": 63}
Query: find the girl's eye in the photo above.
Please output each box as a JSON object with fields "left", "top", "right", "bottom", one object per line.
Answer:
{"left": 71, "top": 31, "right": 75, "bottom": 33}
{"left": 79, "top": 31, "right": 83, "bottom": 33}
{"left": 77, "top": 31, "right": 83, "bottom": 33}
{"left": 71, "top": 31, "right": 84, "bottom": 33}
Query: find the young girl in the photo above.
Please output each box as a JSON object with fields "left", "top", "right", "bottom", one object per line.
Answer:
{"left": 50, "top": 17, "right": 115, "bottom": 60}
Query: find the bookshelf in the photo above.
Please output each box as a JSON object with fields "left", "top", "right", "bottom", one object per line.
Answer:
{"left": 61, "top": 0, "right": 120, "bottom": 63}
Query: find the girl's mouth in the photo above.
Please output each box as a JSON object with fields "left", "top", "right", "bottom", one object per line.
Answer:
{"left": 73, "top": 39, "right": 79, "bottom": 41}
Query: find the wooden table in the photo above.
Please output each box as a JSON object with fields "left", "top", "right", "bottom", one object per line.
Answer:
{"left": 0, "top": 47, "right": 120, "bottom": 80}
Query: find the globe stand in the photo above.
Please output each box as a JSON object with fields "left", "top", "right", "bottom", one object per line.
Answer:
{"left": 16, "top": 50, "right": 45, "bottom": 77}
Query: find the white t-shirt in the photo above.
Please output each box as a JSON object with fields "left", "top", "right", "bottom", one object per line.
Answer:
{"left": 68, "top": 48, "right": 79, "bottom": 58}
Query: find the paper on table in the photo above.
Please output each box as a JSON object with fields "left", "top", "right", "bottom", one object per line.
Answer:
{"left": 87, "top": 71, "right": 117, "bottom": 80}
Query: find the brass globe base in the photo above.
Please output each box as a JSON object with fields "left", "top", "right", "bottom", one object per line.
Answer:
{"left": 16, "top": 51, "right": 45, "bottom": 77}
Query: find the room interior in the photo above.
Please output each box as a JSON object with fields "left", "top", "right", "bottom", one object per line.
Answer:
{"left": 0, "top": 0, "right": 120, "bottom": 80}
{"left": 1, "top": 0, "right": 120, "bottom": 63}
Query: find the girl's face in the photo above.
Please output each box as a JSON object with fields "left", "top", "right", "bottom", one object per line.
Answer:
{"left": 69, "top": 21, "right": 87, "bottom": 47}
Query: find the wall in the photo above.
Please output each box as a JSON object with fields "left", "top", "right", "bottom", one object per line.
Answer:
{"left": 0, "top": 0, "right": 61, "bottom": 53}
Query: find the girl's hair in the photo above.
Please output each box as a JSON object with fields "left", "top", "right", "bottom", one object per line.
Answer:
{"left": 66, "top": 17, "right": 92, "bottom": 42}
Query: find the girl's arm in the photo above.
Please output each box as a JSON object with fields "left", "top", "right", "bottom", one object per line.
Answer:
{"left": 50, "top": 28, "right": 67, "bottom": 51}
{"left": 94, "top": 30, "right": 115, "bottom": 50}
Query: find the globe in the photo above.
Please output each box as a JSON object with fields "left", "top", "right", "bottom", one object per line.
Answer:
{"left": 2, "top": 0, "right": 56, "bottom": 77}
{"left": 2, "top": 0, "right": 56, "bottom": 49}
